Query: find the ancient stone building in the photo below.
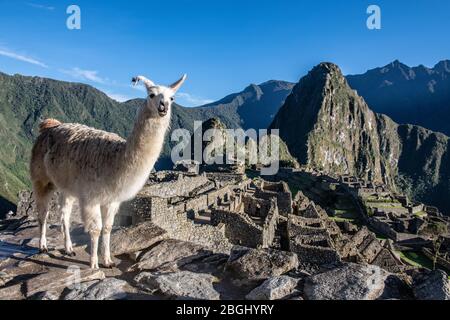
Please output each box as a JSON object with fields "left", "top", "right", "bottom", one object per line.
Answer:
{"left": 115, "top": 170, "right": 252, "bottom": 252}
{"left": 287, "top": 200, "right": 342, "bottom": 266}
{"left": 338, "top": 227, "right": 405, "bottom": 273}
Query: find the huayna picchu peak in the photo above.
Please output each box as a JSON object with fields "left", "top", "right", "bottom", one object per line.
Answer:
{"left": 270, "top": 62, "right": 450, "bottom": 214}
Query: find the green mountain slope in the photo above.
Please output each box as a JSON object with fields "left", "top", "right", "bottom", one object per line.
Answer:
{"left": 0, "top": 72, "right": 136, "bottom": 209}
{"left": 0, "top": 72, "right": 292, "bottom": 212}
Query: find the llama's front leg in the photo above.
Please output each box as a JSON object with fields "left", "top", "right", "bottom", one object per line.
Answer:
{"left": 60, "top": 194, "right": 75, "bottom": 256}
{"left": 101, "top": 202, "right": 120, "bottom": 268}
{"left": 81, "top": 204, "right": 102, "bottom": 269}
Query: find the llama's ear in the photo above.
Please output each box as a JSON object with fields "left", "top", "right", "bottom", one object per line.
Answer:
{"left": 132, "top": 75, "right": 155, "bottom": 92}
{"left": 170, "top": 74, "right": 187, "bottom": 93}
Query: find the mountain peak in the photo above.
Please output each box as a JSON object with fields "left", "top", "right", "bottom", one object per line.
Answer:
{"left": 434, "top": 60, "right": 450, "bottom": 73}
{"left": 243, "top": 83, "right": 263, "bottom": 96}
{"left": 293, "top": 62, "right": 346, "bottom": 94}
{"left": 388, "top": 59, "right": 409, "bottom": 69}
{"left": 310, "top": 62, "right": 343, "bottom": 76}
{"left": 271, "top": 63, "right": 383, "bottom": 182}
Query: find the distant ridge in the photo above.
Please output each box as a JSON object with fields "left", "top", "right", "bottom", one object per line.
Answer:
{"left": 347, "top": 59, "right": 450, "bottom": 136}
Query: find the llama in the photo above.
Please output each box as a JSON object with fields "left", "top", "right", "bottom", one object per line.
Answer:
{"left": 30, "top": 74, "right": 186, "bottom": 269}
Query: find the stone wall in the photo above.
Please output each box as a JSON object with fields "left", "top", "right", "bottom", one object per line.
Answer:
{"left": 211, "top": 209, "right": 264, "bottom": 248}
{"left": 15, "top": 190, "right": 82, "bottom": 224}
{"left": 289, "top": 238, "right": 341, "bottom": 265}
{"left": 242, "top": 196, "right": 271, "bottom": 218}
{"left": 254, "top": 181, "right": 292, "bottom": 216}
{"left": 211, "top": 199, "right": 279, "bottom": 249}
{"left": 367, "top": 217, "right": 399, "bottom": 241}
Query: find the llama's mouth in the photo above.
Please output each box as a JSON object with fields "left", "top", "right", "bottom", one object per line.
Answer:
{"left": 158, "top": 110, "right": 167, "bottom": 117}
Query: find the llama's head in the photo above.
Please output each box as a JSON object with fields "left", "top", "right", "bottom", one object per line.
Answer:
{"left": 132, "top": 74, "right": 187, "bottom": 118}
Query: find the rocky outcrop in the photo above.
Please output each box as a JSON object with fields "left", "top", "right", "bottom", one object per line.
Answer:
{"left": 226, "top": 246, "right": 299, "bottom": 282}
{"left": 110, "top": 221, "right": 168, "bottom": 256}
{"left": 303, "top": 263, "right": 388, "bottom": 300}
{"left": 245, "top": 275, "right": 299, "bottom": 300}
{"left": 0, "top": 215, "right": 441, "bottom": 300}
{"left": 413, "top": 270, "right": 450, "bottom": 300}
{"left": 63, "top": 278, "right": 131, "bottom": 300}
{"left": 134, "top": 271, "right": 220, "bottom": 300}
{"left": 129, "top": 239, "right": 212, "bottom": 272}
{"left": 25, "top": 269, "right": 105, "bottom": 298}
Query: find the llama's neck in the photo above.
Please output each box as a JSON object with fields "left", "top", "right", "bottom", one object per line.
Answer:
{"left": 123, "top": 106, "right": 170, "bottom": 176}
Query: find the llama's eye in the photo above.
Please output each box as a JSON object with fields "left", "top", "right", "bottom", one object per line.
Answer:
{"left": 149, "top": 93, "right": 156, "bottom": 99}
{"left": 170, "top": 97, "right": 174, "bottom": 101}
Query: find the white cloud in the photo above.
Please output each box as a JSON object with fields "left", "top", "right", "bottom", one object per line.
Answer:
{"left": 60, "top": 67, "right": 107, "bottom": 84}
{"left": 105, "top": 91, "right": 132, "bottom": 102}
{"left": 176, "top": 92, "right": 213, "bottom": 106}
{"left": 27, "top": 2, "right": 55, "bottom": 10}
{"left": 130, "top": 83, "right": 147, "bottom": 93}
{"left": 0, "top": 48, "right": 47, "bottom": 68}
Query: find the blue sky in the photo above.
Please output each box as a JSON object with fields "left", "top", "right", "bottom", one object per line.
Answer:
{"left": 0, "top": 0, "right": 449, "bottom": 106}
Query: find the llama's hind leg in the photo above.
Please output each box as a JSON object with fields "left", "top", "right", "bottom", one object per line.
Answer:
{"left": 59, "top": 194, "right": 76, "bottom": 256}
{"left": 100, "top": 202, "right": 120, "bottom": 268}
{"left": 33, "top": 182, "right": 54, "bottom": 253}
{"left": 81, "top": 203, "right": 102, "bottom": 269}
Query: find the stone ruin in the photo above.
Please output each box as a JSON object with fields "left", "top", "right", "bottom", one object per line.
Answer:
{"left": 115, "top": 169, "right": 294, "bottom": 253}
{"left": 5, "top": 164, "right": 450, "bottom": 300}
{"left": 287, "top": 191, "right": 405, "bottom": 273}
{"left": 288, "top": 201, "right": 341, "bottom": 266}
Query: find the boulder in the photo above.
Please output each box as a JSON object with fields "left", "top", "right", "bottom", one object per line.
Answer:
{"left": 0, "top": 283, "right": 23, "bottom": 300}
{"left": 110, "top": 221, "right": 168, "bottom": 256}
{"left": 33, "top": 291, "right": 60, "bottom": 300}
{"left": 129, "top": 239, "right": 211, "bottom": 272}
{"left": 413, "top": 270, "right": 450, "bottom": 300}
{"left": 304, "top": 263, "right": 388, "bottom": 300}
{"left": 246, "top": 275, "right": 299, "bottom": 300}
{"left": 182, "top": 253, "right": 229, "bottom": 274}
{"left": 0, "top": 271, "right": 13, "bottom": 287}
{"left": 63, "top": 278, "right": 130, "bottom": 300}
{"left": 25, "top": 269, "right": 105, "bottom": 297}
{"left": 134, "top": 271, "right": 220, "bottom": 300}
{"left": 226, "top": 246, "right": 299, "bottom": 281}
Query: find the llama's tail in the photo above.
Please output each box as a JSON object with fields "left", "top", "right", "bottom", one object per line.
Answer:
{"left": 39, "top": 118, "right": 62, "bottom": 133}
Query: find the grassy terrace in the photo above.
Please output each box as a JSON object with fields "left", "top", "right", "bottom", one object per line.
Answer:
{"left": 365, "top": 202, "right": 404, "bottom": 209}
{"left": 397, "top": 251, "right": 434, "bottom": 270}
{"left": 414, "top": 211, "right": 428, "bottom": 218}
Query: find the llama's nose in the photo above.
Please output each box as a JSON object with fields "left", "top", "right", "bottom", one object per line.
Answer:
{"left": 158, "top": 101, "right": 166, "bottom": 112}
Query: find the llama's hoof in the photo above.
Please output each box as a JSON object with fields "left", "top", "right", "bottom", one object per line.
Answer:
{"left": 64, "top": 250, "right": 76, "bottom": 257}
{"left": 39, "top": 248, "right": 48, "bottom": 254}
{"left": 103, "top": 262, "right": 116, "bottom": 269}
